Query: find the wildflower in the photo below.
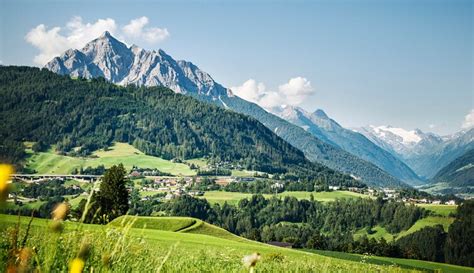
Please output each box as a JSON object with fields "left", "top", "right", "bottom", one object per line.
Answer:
{"left": 52, "top": 202, "right": 69, "bottom": 221}
{"left": 17, "top": 247, "right": 32, "bottom": 271}
{"left": 69, "top": 257, "right": 85, "bottom": 273}
{"left": 242, "top": 253, "right": 261, "bottom": 272}
{"left": 0, "top": 164, "right": 14, "bottom": 202}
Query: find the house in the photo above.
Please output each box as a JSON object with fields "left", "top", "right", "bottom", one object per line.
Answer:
{"left": 445, "top": 200, "right": 456, "bottom": 205}
{"left": 215, "top": 177, "right": 234, "bottom": 186}
{"left": 271, "top": 182, "right": 284, "bottom": 189}
{"left": 348, "top": 187, "right": 361, "bottom": 192}
{"left": 130, "top": 171, "right": 141, "bottom": 177}
{"left": 328, "top": 186, "right": 340, "bottom": 191}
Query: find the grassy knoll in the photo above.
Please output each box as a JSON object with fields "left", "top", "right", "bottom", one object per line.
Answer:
{"left": 185, "top": 158, "right": 208, "bottom": 168}
{"left": 0, "top": 214, "right": 421, "bottom": 273}
{"left": 416, "top": 204, "right": 457, "bottom": 217}
{"left": 307, "top": 249, "right": 473, "bottom": 273}
{"left": 199, "top": 190, "right": 370, "bottom": 205}
{"left": 396, "top": 216, "right": 455, "bottom": 239}
{"left": 110, "top": 216, "right": 198, "bottom": 232}
{"left": 354, "top": 216, "right": 455, "bottom": 243}
{"left": 25, "top": 142, "right": 196, "bottom": 176}
{"left": 354, "top": 225, "right": 394, "bottom": 242}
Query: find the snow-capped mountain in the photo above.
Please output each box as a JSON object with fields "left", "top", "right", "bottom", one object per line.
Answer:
{"left": 44, "top": 32, "right": 409, "bottom": 188}
{"left": 46, "top": 31, "right": 231, "bottom": 97}
{"left": 273, "top": 106, "right": 423, "bottom": 185}
{"left": 354, "top": 125, "right": 443, "bottom": 157}
{"left": 356, "top": 126, "right": 474, "bottom": 179}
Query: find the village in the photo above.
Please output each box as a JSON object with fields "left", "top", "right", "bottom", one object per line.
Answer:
{"left": 8, "top": 168, "right": 459, "bottom": 207}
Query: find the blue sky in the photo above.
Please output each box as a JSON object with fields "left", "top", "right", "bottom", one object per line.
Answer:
{"left": 1, "top": 0, "right": 472, "bottom": 135}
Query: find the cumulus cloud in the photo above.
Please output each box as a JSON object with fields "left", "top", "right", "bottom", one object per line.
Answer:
{"left": 461, "top": 109, "right": 474, "bottom": 129}
{"left": 25, "top": 16, "right": 169, "bottom": 65}
{"left": 230, "top": 79, "right": 267, "bottom": 104}
{"left": 278, "top": 77, "right": 314, "bottom": 106}
{"left": 231, "top": 77, "right": 315, "bottom": 109}
{"left": 122, "top": 16, "right": 169, "bottom": 43}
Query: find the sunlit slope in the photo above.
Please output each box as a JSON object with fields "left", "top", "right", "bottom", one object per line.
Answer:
{"left": 110, "top": 216, "right": 246, "bottom": 242}
{"left": 25, "top": 142, "right": 196, "bottom": 176}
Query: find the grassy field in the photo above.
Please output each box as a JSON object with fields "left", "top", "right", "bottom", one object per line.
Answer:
{"left": 25, "top": 142, "right": 196, "bottom": 176}
{"left": 0, "top": 214, "right": 429, "bottom": 272}
{"left": 416, "top": 204, "right": 457, "bottom": 217}
{"left": 199, "top": 190, "right": 370, "bottom": 205}
{"left": 307, "top": 249, "right": 473, "bottom": 273}
{"left": 396, "top": 216, "right": 455, "bottom": 239}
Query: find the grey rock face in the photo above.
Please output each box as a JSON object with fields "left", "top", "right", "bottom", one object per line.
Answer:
{"left": 45, "top": 31, "right": 229, "bottom": 98}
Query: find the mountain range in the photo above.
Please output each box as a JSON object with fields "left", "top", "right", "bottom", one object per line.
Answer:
{"left": 44, "top": 31, "right": 473, "bottom": 188}
{"left": 356, "top": 126, "right": 474, "bottom": 179}
{"left": 272, "top": 106, "right": 423, "bottom": 185}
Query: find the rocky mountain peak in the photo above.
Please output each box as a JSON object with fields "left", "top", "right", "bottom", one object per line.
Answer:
{"left": 44, "top": 32, "right": 229, "bottom": 98}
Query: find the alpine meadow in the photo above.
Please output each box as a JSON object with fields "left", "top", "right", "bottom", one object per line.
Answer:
{"left": 1, "top": 1, "right": 473, "bottom": 272}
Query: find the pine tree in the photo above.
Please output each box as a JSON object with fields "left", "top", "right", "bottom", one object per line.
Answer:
{"left": 97, "top": 164, "right": 129, "bottom": 222}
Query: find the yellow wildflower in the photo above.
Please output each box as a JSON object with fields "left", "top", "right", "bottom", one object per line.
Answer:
{"left": 0, "top": 164, "right": 14, "bottom": 202}
{"left": 52, "top": 202, "right": 69, "bottom": 220}
{"left": 69, "top": 258, "right": 85, "bottom": 273}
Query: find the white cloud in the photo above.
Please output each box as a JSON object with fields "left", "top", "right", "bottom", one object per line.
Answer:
{"left": 278, "top": 77, "right": 314, "bottom": 106}
{"left": 461, "top": 109, "right": 474, "bottom": 129}
{"left": 25, "top": 16, "right": 169, "bottom": 65}
{"left": 428, "top": 124, "right": 436, "bottom": 129}
{"left": 122, "top": 16, "right": 169, "bottom": 43}
{"left": 231, "top": 77, "right": 315, "bottom": 109}
{"left": 230, "top": 79, "right": 266, "bottom": 103}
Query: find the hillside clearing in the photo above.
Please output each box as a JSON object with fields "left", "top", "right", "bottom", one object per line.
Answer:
{"left": 416, "top": 204, "right": 457, "bottom": 217}
{"left": 354, "top": 225, "right": 394, "bottom": 242}
{"left": 396, "top": 216, "right": 455, "bottom": 239}
{"left": 25, "top": 142, "right": 196, "bottom": 176}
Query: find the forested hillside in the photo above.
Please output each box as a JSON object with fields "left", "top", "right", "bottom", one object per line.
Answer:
{"left": 0, "top": 66, "right": 358, "bottom": 185}
{"left": 431, "top": 149, "right": 474, "bottom": 187}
